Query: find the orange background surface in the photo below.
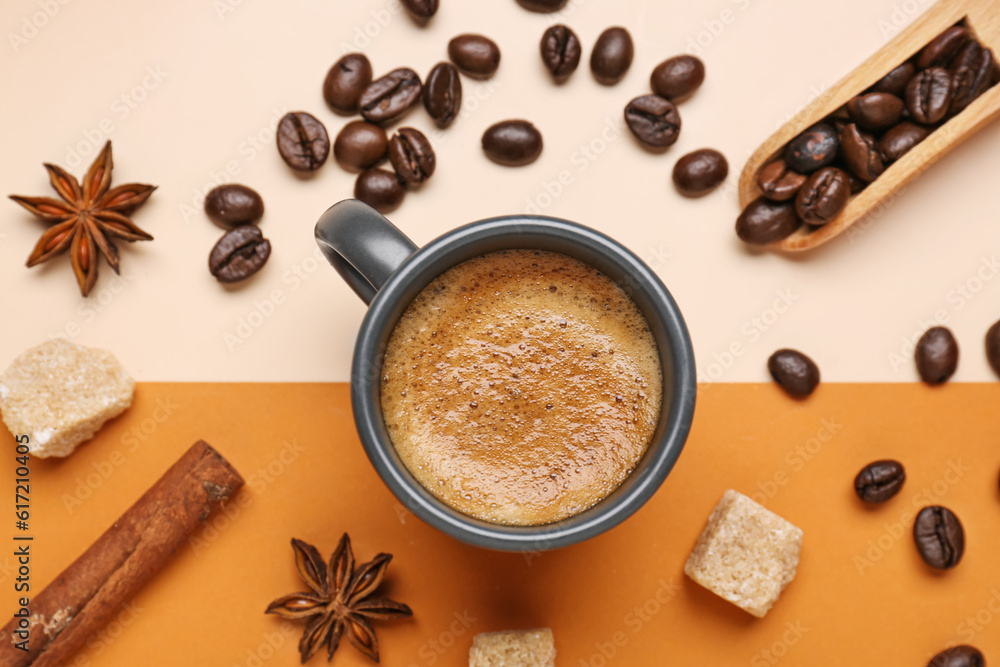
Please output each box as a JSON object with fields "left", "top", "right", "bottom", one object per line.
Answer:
{"left": 2, "top": 382, "right": 999, "bottom": 666}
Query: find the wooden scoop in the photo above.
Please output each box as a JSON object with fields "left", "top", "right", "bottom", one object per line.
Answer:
{"left": 737, "top": 0, "right": 1000, "bottom": 252}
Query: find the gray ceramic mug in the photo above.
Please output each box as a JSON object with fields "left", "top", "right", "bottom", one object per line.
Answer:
{"left": 315, "top": 199, "right": 696, "bottom": 552}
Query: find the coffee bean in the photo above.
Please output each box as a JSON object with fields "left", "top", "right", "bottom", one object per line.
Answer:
{"left": 985, "top": 319, "right": 1000, "bottom": 377}
{"left": 736, "top": 198, "right": 800, "bottom": 245}
{"left": 204, "top": 184, "right": 264, "bottom": 227}
{"left": 276, "top": 112, "right": 330, "bottom": 172}
{"left": 783, "top": 123, "right": 839, "bottom": 173}
{"left": 840, "top": 123, "right": 884, "bottom": 182}
{"left": 401, "top": 0, "right": 438, "bottom": 20}
{"left": 917, "top": 25, "right": 971, "bottom": 69}
{"left": 590, "top": 27, "right": 633, "bottom": 85}
{"left": 846, "top": 92, "right": 904, "bottom": 131}
{"left": 209, "top": 226, "right": 271, "bottom": 283}
{"left": 481, "top": 120, "right": 543, "bottom": 166}
{"left": 624, "top": 95, "right": 681, "bottom": 148}
{"left": 650, "top": 55, "right": 705, "bottom": 100}
{"left": 854, "top": 460, "right": 906, "bottom": 503}
{"left": 950, "top": 41, "right": 996, "bottom": 114}
{"left": 906, "top": 67, "right": 953, "bottom": 124}
{"left": 448, "top": 34, "right": 501, "bottom": 79}
{"left": 423, "top": 62, "right": 462, "bottom": 128}
{"left": 672, "top": 149, "right": 728, "bottom": 196}
{"left": 928, "top": 645, "right": 985, "bottom": 667}
{"left": 795, "top": 166, "right": 850, "bottom": 225}
{"left": 915, "top": 326, "right": 959, "bottom": 384}
{"left": 871, "top": 61, "right": 915, "bottom": 96}
{"left": 322, "top": 53, "right": 373, "bottom": 114}
{"left": 914, "top": 505, "right": 964, "bottom": 569}
{"left": 516, "top": 0, "right": 568, "bottom": 11}
{"left": 333, "top": 120, "right": 388, "bottom": 172}
{"left": 359, "top": 68, "right": 423, "bottom": 125}
{"left": 354, "top": 169, "right": 405, "bottom": 213}
{"left": 757, "top": 160, "right": 807, "bottom": 201}
{"left": 877, "top": 121, "right": 929, "bottom": 162}
{"left": 540, "top": 25, "right": 581, "bottom": 82}
{"left": 388, "top": 127, "right": 436, "bottom": 186}
{"left": 768, "top": 349, "right": 820, "bottom": 398}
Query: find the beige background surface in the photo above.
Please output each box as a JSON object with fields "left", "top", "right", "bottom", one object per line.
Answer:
{"left": 1, "top": 0, "right": 999, "bottom": 382}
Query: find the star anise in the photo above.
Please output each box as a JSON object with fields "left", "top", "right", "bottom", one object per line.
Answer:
{"left": 265, "top": 534, "right": 412, "bottom": 663}
{"left": 9, "top": 140, "right": 156, "bottom": 296}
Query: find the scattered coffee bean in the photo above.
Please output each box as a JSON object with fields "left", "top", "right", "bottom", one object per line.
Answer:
{"left": 333, "top": 120, "right": 388, "bottom": 172}
{"left": 949, "top": 41, "right": 996, "bottom": 114}
{"left": 854, "top": 460, "right": 906, "bottom": 503}
{"left": 481, "top": 120, "right": 543, "bottom": 166}
{"left": 917, "top": 25, "right": 971, "bottom": 69}
{"left": 209, "top": 226, "right": 271, "bottom": 283}
{"left": 540, "top": 25, "right": 581, "bottom": 82}
{"left": 877, "top": 121, "right": 929, "bottom": 162}
{"left": 322, "top": 53, "right": 373, "bottom": 114}
{"left": 767, "top": 349, "right": 820, "bottom": 398}
{"left": 276, "top": 112, "right": 330, "bottom": 172}
{"left": 590, "top": 27, "right": 633, "bottom": 85}
{"left": 757, "top": 160, "right": 806, "bottom": 201}
{"left": 915, "top": 326, "right": 959, "bottom": 384}
{"left": 985, "top": 319, "right": 1000, "bottom": 377}
{"left": 624, "top": 95, "right": 681, "bottom": 148}
{"left": 359, "top": 68, "right": 423, "bottom": 125}
{"left": 913, "top": 505, "right": 964, "bottom": 569}
{"left": 423, "top": 62, "right": 462, "bottom": 128}
{"left": 672, "top": 149, "right": 728, "bottom": 196}
{"left": 204, "top": 184, "right": 264, "bottom": 227}
{"left": 927, "top": 645, "right": 985, "bottom": 667}
{"left": 388, "top": 127, "right": 436, "bottom": 186}
{"left": 354, "top": 169, "right": 405, "bottom": 213}
{"left": 516, "top": 0, "right": 568, "bottom": 11}
{"left": 840, "top": 123, "right": 884, "bottom": 182}
{"left": 783, "top": 123, "right": 839, "bottom": 173}
{"left": 735, "top": 198, "right": 800, "bottom": 245}
{"left": 401, "top": 0, "right": 438, "bottom": 20}
{"left": 846, "top": 92, "right": 904, "bottom": 131}
{"left": 795, "top": 166, "right": 850, "bottom": 225}
{"left": 650, "top": 55, "right": 705, "bottom": 100}
{"left": 448, "top": 34, "right": 501, "bottom": 79}
{"left": 871, "top": 61, "right": 915, "bottom": 96}
{"left": 906, "top": 67, "right": 954, "bottom": 124}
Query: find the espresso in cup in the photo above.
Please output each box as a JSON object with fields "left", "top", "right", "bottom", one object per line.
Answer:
{"left": 381, "top": 249, "right": 663, "bottom": 525}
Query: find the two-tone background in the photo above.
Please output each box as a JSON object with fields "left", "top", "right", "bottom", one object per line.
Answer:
{"left": 2, "top": 0, "right": 999, "bottom": 664}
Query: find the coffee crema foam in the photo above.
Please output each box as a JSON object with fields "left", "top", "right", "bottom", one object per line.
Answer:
{"left": 380, "top": 249, "right": 663, "bottom": 526}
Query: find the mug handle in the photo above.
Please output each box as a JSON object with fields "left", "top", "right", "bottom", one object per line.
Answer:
{"left": 314, "top": 199, "right": 419, "bottom": 304}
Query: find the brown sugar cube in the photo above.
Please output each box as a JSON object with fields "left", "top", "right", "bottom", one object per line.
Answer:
{"left": 0, "top": 338, "right": 134, "bottom": 458}
{"left": 469, "top": 628, "right": 555, "bottom": 667}
{"left": 684, "top": 489, "right": 803, "bottom": 618}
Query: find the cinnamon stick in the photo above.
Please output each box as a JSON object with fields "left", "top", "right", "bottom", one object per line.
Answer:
{"left": 0, "top": 440, "right": 244, "bottom": 666}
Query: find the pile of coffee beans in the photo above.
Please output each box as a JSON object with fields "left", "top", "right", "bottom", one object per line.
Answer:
{"left": 278, "top": 2, "right": 738, "bottom": 210}
{"left": 737, "top": 22, "right": 999, "bottom": 245}
{"left": 203, "top": 184, "right": 271, "bottom": 283}
{"left": 280, "top": 50, "right": 438, "bottom": 213}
